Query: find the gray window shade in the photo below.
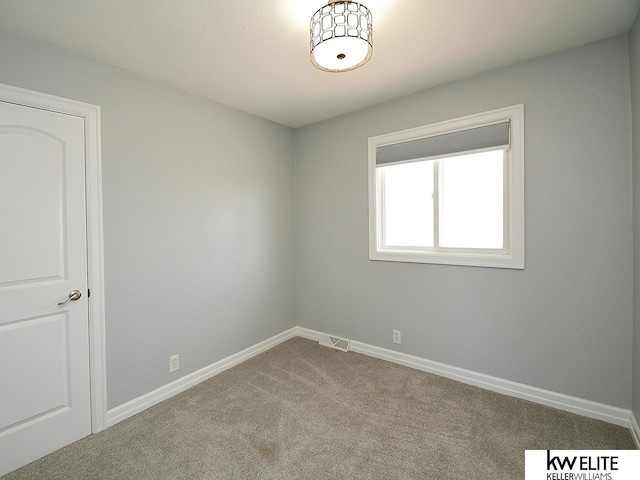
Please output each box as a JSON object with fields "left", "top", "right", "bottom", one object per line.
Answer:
{"left": 376, "top": 121, "right": 510, "bottom": 166}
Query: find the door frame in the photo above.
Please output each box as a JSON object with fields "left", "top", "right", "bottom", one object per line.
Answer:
{"left": 0, "top": 82, "right": 107, "bottom": 433}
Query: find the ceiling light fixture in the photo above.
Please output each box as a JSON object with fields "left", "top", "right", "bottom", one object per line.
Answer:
{"left": 310, "top": 0, "right": 373, "bottom": 73}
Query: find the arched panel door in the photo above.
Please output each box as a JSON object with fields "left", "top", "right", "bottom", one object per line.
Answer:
{"left": 0, "top": 100, "right": 91, "bottom": 476}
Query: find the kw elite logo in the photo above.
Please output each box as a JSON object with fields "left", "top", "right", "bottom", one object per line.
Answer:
{"left": 546, "top": 450, "right": 617, "bottom": 479}
{"left": 525, "top": 450, "right": 640, "bottom": 480}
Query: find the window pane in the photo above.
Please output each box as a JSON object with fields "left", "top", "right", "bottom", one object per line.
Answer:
{"left": 439, "top": 150, "right": 504, "bottom": 249}
{"left": 381, "top": 160, "right": 434, "bottom": 247}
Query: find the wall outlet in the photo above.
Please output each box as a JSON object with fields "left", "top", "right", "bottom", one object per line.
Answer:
{"left": 393, "top": 330, "right": 402, "bottom": 345}
{"left": 169, "top": 354, "right": 179, "bottom": 373}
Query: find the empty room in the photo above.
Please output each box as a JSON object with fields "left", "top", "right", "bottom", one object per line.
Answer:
{"left": 2, "top": 0, "right": 640, "bottom": 478}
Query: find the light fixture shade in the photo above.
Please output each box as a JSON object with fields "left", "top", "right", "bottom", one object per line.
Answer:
{"left": 310, "top": 1, "right": 373, "bottom": 73}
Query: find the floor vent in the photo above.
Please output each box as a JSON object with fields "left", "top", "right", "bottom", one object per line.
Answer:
{"left": 319, "top": 333, "right": 350, "bottom": 352}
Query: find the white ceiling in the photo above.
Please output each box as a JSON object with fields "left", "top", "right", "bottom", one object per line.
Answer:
{"left": 0, "top": 0, "right": 638, "bottom": 128}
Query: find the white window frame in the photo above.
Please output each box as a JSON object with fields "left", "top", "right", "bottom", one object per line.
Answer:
{"left": 368, "top": 104, "right": 525, "bottom": 269}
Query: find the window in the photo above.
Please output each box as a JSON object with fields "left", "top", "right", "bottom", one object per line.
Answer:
{"left": 368, "top": 105, "right": 524, "bottom": 269}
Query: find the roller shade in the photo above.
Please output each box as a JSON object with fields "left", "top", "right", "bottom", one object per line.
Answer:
{"left": 376, "top": 121, "right": 510, "bottom": 166}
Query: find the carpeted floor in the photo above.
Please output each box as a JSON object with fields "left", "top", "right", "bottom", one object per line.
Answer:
{"left": 3, "top": 337, "right": 635, "bottom": 479}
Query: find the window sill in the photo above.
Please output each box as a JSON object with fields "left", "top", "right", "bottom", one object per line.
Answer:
{"left": 369, "top": 249, "right": 524, "bottom": 269}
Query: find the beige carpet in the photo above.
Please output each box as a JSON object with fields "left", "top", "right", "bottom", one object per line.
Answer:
{"left": 3, "top": 337, "right": 635, "bottom": 479}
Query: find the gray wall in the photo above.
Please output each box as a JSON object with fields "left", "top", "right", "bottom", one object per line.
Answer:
{"left": 0, "top": 28, "right": 635, "bottom": 412}
{"left": 632, "top": 13, "right": 640, "bottom": 420}
{"left": 0, "top": 29, "right": 296, "bottom": 409}
{"left": 295, "top": 36, "right": 633, "bottom": 408}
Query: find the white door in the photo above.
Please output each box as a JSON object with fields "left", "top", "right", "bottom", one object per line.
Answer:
{"left": 0, "top": 100, "right": 91, "bottom": 476}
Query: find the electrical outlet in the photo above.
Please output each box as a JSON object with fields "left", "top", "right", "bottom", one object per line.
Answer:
{"left": 393, "top": 330, "right": 401, "bottom": 345}
{"left": 169, "top": 354, "right": 179, "bottom": 373}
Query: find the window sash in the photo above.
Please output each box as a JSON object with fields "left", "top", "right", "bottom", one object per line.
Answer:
{"left": 378, "top": 149, "right": 509, "bottom": 254}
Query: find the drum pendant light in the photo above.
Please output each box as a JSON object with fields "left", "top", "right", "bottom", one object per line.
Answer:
{"left": 310, "top": 1, "right": 373, "bottom": 72}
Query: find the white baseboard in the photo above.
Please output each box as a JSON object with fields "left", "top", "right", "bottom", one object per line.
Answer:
{"left": 106, "top": 327, "right": 298, "bottom": 427}
{"left": 294, "top": 326, "right": 322, "bottom": 341}
{"left": 299, "top": 327, "right": 631, "bottom": 428}
{"left": 107, "top": 325, "right": 633, "bottom": 433}
{"left": 630, "top": 412, "right": 640, "bottom": 448}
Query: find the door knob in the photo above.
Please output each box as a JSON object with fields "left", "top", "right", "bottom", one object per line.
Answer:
{"left": 58, "top": 289, "right": 82, "bottom": 306}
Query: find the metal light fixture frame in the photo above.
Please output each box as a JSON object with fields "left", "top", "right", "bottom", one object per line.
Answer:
{"left": 310, "top": 0, "right": 373, "bottom": 73}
